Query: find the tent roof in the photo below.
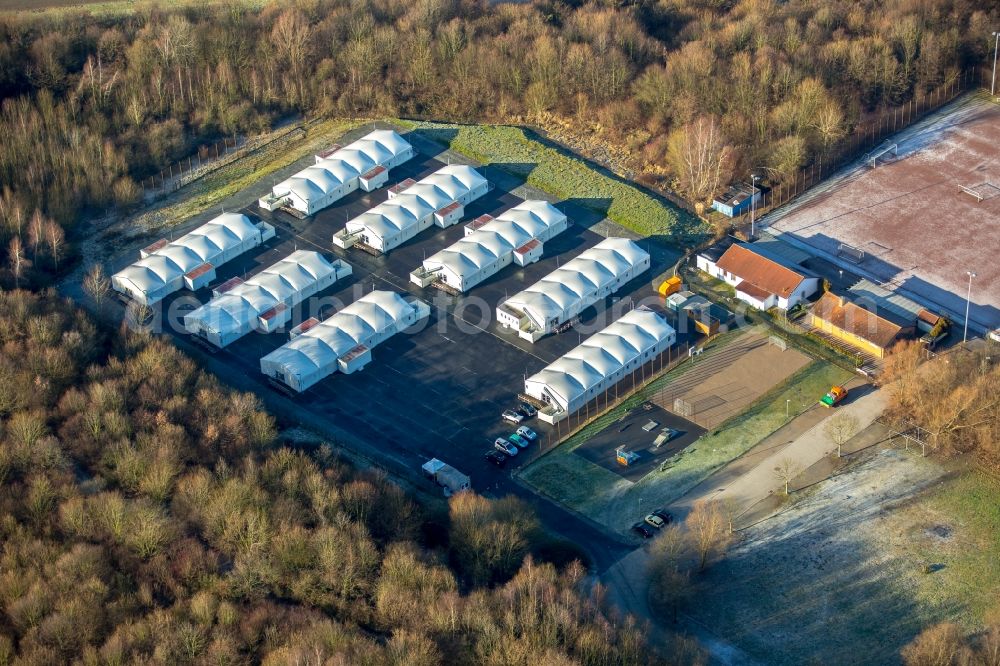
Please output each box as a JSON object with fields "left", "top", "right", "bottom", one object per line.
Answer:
{"left": 185, "top": 251, "right": 337, "bottom": 336}
{"left": 506, "top": 237, "right": 647, "bottom": 325}
{"left": 345, "top": 165, "right": 487, "bottom": 242}
{"left": 261, "top": 290, "right": 416, "bottom": 379}
{"left": 422, "top": 200, "right": 566, "bottom": 281}
{"left": 527, "top": 308, "right": 674, "bottom": 408}
{"left": 113, "top": 213, "right": 258, "bottom": 297}
{"left": 271, "top": 129, "right": 412, "bottom": 205}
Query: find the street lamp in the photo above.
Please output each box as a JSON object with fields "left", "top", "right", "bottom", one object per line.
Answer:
{"left": 992, "top": 32, "right": 999, "bottom": 97}
{"left": 964, "top": 271, "right": 977, "bottom": 343}
{"left": 750, "top": 174, "right": 760, "bottom": 239}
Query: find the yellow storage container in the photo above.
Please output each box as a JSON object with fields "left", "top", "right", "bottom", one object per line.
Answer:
{"left": 658, "top": 276, "right": 683, "bottom": 297}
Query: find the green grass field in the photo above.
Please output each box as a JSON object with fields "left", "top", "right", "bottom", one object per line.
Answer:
{"left": 906, "top": 469, "right": 1000, "bottom": 623}
{"left": 397, "top": 121, "right": 706, "bottom": 243}
{"left": 138, "top": 118, "right": 363, "bottom": 230}
{"left": 520, "top": 354, "right": 853, "bottom": 530}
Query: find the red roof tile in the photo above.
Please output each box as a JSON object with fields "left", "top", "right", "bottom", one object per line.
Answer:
{"left": 143, "top": 238, "right": 168, "bottom": 255}
{"left": 735, "top": 280, "right": 772, "bottom": 302}
{"left": 515, "top": 239, "right": 540, "bottom": 254}
{"left": 215, "top": 276, "right": 244, "bottom": 294}
{"left": 361, "top": 165, "right": 386, "bottom": 180}
{"left": 436, "top": 201, "right": 461, "bottom": 216}
{"left": 258, "top": 302, "right": 288, "bottom": 321}
{"left": 716, "top": 244, "right": 806, "bottom": 298}
{"left": 341, "top": 344, "right": 369, "bottom": 362}
{"left": 185, "top": 262, "right": 214, "bottom": 280}
{"left": 811, "top": 292, "right": 903, "bottom": 349}
{"left": 316, "top": 144, "right": 342, "bottom": 159}
{"left": 389, "top": 178, "right": 416, "bottom": 195}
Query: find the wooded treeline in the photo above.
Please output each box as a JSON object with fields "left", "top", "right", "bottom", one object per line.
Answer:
{"left": 0, "top": 0, "right": 994, "bottom": 285}
{"left": 0, "top": 288, "right": 681, "bottom": 664}
{"left": 882, "top": 342, "right": 1000, "bottom": 469}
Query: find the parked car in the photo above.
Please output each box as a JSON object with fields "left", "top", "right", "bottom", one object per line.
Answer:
{"left": 494, "top": 438, "right": 518, "bottom": 456}
{"left": 644, "top": 514, "right": 666, "bottom": 529}
{"left": 485, "top": 450, "right": 507, "bottom": 467}
{"left": 519, "top": 402, "right": 537, "bottom": 418}
{"left": 650, "top": 509, "right": 674, "bottom": 524}
{"left": 631, "top": 522, "right": 654, "bottom": 539}
{"left": 502, "top": 409, "right": 524, "bottom": 424}
{"left": 508, "top": 433, "right": 531, "bottom": 449}
{"left": 516, "top": 426, "right": 538, "bottom": 441}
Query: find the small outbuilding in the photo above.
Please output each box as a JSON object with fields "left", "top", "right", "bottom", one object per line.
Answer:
{"left": 712, "top": 183, "right": 762, "bottom": 218}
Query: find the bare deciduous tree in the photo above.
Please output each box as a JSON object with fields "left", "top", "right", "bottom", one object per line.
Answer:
{"left": 83, "top": 264, "right": 111, "bottom": 313}
{"left": 824, "top": 412, "right": 860, "bottom": 458}
{"left": 666, "top": 116, "right": 735, "bottom": 204}
{"left": 686, "top": 500, "right": 733, "bottom": 571}
{"left": 44, "top": 221, "right": 64, "bottom": 268}
{"left": 773, "top": 457, "right": 801, "bottom": 496}
{"left": 8, "top": 236, "right": 25, "bottom": 287}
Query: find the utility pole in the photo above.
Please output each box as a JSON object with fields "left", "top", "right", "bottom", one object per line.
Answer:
{"left": 992, "top": 31, "right": 999, "bottom": 97}
{"left": 964, "top": 271, "right": 977, "bottom": 343}
{"left": 750, "top": 173, "right": 760, "bottom": 240}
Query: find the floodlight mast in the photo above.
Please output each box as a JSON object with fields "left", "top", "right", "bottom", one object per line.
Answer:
{"left": 964, "top": 270, "right": 977, "bottom": 344}
{"left": 992, "top": 31, "right": 999, "bottom": 97}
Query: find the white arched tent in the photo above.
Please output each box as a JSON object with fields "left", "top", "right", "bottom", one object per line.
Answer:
{"left": 183, "top": 250, "right": 352, "bottom": 348}
{"left": 496, "top": 237, "right": 650, "bottom": 342}
{"left": 260, "top": 130, "right": 414, "bottom": 215}
{"left": 414, "top": 200, "right": 568, "bottom": 292}
{"left": 112, "top": 213, "right": 274, "bottom": 306}
{"left": 260, "top": 290, "right": 430, "bottom": 392}
{"left": 339, "top": 165, "right": 490, "bottom": 253}
{"left": 524, "top": 307, "right": 676, "bottom": 420}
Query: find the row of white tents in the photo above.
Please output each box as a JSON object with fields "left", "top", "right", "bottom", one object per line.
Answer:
{"left": 496, "top": 237, "right": 651, "bottom": 342}
{"left": 411, "top": 200, "right": 568, "bottom": 292}
{"left": 524, "top": 306, "right": 676, "bottom": 421}
{"left": 111, "top": 212, "right": 277, "bottom": 306}
{"left": 260, "top": 290, "right": 431, "bottom": 391}
{"left": 334, "top": 164, "right": 490, "bottom": 253}
{"left": 182, "top": 250, "right": 352, "bottom": 348}
{"left": 259, "top": 130, "right": 415, "bottom": 216}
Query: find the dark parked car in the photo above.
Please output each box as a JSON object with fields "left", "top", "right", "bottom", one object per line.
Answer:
{"left": 485, "top": 450, "right": 507, "bottom": 467}
{"left": 631, "top": 522, "right": 654, "bottom": 539}
{"left": 519, "top": 402, "right": 538, "bottom": 418}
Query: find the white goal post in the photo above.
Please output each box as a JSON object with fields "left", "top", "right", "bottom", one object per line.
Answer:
{"left": 867, "top": 143, "right": 898, "bottom": 168}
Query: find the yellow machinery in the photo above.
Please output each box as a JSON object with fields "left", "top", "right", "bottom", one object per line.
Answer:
{"left": 657, "top": 276, "right": 682, "bottom": 298}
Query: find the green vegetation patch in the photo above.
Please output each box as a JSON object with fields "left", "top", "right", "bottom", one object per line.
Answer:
{"left": 520, "top": 455, "right": 629, "bottom": 515}
{"left": 400, "top": 121, "right": 705, "bottom": 243}
{"left": 141, "top": 118, "right": 364, "bottom": 230}
{"left": 908, "top": 469, "right": 1000, "bottom": 623}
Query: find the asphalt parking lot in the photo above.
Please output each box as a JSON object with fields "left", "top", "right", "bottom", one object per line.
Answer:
{"left": 573, "top": 402, "right": 705, "bottom": 482}
{"left": 107, "top": 134, "right": 692, "bottom": 566}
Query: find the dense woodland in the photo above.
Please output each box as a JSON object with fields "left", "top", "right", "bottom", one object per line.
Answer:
{"left": 0, "top": 288, "right": 683, "bottom": 664}
{"left": 0, "top": 1, "right": 996, "bottom": 661}
{"left": 0, "top": 0, "right": 995, "bottom": 285}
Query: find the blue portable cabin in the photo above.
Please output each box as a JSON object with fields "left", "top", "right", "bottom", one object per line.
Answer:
{"left": 712, "top": 183, "right": 762, "bottom": 218}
